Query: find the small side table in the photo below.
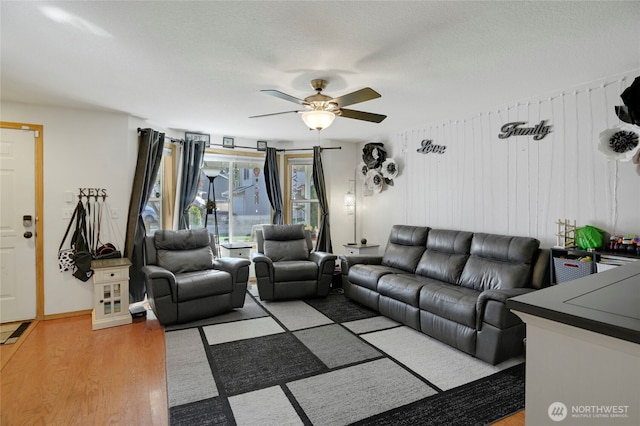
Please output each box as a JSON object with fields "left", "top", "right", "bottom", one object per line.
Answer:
{"left": 343, "top": 244, "right": 380, "bottom": 256}
{"left": 220, "top": 243, "right": 252, "bottom": 259}
{"left": 220, "top": 243, "right": 255, "bottom": 278}
{"left": 91, "top": 258, "right": 132, "bottom": 330}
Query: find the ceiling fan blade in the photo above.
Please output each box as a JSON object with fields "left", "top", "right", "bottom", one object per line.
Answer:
{"left": 330, "top": 87, "right": 381, "bottom": 107}
{"left": 249, "top": 110, "right": 301, "bottom": 118}
{"left": 261, "top": 90, "right": 306, "bottom": 105}
{"left": 339, "top": 108, "right": 387, "bottom": 123}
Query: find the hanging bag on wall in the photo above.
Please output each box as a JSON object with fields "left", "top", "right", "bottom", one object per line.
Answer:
{"left": 71, "top": 200, "right": 94, "bottom": 281}
{"left": 58, "top": 202, "right": 80, "bottom": 272}
{"left": 93, "top": 200, "right": 122, "bottom": 260}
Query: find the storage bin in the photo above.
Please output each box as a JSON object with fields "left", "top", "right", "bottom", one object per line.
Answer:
{"left": 553, "top": 257, "right": 593, "bottom": 283}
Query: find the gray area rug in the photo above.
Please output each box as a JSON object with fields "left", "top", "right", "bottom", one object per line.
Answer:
{"left": 165, "top": 292, "right": 525, "bottom": 425}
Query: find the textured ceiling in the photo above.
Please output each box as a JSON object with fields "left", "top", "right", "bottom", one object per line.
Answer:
{"left": 1, "top": 1, "right": 639, "bottom": 143}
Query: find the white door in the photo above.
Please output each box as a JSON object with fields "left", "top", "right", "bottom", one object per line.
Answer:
{"left": 0, "top": 128, "right": 37, "bottom": 322}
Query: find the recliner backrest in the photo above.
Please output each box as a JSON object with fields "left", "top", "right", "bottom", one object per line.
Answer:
{"left": 459, "top": 233, "right": 540, "bottom": 291}
{"left": 381, "top": 225, "right": 430, "bottom": 273}
{"left": 258, "top": 224, "right": 312, "bottom": 262}
{"left": 416, "top": 229, "right": 473, "bottom": 284}
{"left": 145, "top": 228, "right": 215, "bottom": 273}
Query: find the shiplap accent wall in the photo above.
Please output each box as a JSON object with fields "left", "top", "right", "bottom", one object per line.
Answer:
{"left": 361, "top": 71, "right": 639, "bottom": 248}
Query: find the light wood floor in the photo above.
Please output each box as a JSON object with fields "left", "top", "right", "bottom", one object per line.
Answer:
{"left": 1, "top": 315, "right": 167, "bottom": 425}
{"left": 0, "top": 314, "right": 524, "bottom": 425}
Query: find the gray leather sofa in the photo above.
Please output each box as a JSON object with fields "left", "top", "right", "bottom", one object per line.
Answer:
{"left": 340, "top": 225, "right": 549, "bottom": 364}
{"left": 142, "top": 228, "right": 250, "bottom": 325}
{"left": 252, "top": 224, "right": 337, "bottom": 301}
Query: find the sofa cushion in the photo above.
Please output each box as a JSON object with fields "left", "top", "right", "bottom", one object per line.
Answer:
{"left": 378, "top": 274, "right": 430, "bottom": 307}
{"left": 263, "top": 239, "right": 309, "bottom": 261}
{"left": 467, "top": 233, "right": 540, "bottom": 264}
{"left": 273, "top": 261, "right": 318, "bottom": 281}
{"left": 348, "top": 264, "right": 403, "bottom": 291}
{"left": 155, "top": 228, "right": 210, "bottom": 250}
{"left": 154, "top": 228, "right": 215, "bottom": 274}
{"left": 157, "top": 246, "right": 215, "bottom": 274}
{"left": 381, "top": 225, "right": 429, "bottom": 272}
{"left": 459, "top": 233, "right": 540, "bottom": 291}
{"left": 174, "top": 269, "right": 232, "bottom": 302}
{"left": 419, "top": 281, "right": 480, "bottom": 329}
{"left": 261, "top": 224, "right": 310, "bottom": 261}
{"left": 416, "top": 229, "right": 472, "bottom": 284}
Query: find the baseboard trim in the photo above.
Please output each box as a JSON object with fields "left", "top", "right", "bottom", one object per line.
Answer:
{"left": 44, "top": 309, "right": 93, "bottom": 321}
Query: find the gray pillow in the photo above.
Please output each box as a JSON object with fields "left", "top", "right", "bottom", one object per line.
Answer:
{"left": 157, "top": 246, "right": 214, "bottom": 274}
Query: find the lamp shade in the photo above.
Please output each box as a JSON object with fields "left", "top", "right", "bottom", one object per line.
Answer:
{"left": 302, "top": 110, "right": 336, "bottom": 131}
{"left": 344, "top": 191, "right": 355, "bottom": 215}
{"left": 344, "top": 192, "right": 355, "bottom": 207}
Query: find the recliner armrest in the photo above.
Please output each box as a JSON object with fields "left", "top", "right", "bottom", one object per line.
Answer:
{"left": 252, "top": 252, "right": 274, "bottom": 280}
{"left": 142, "top": 265, "right": 177, "bottom": 302}
{"left": 309, "top": 251, "right": 337, "bottom": 265}
{"left": 476, "top": 288, "right": 536, "bottom": 329}
{"left": 310, "top": 251, "right": 338, "bottom": 279}
{"left": 213, "top": 257, "right": 251, "bottom": 284}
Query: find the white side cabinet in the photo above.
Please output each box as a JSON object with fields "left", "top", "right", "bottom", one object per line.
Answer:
{"left": 343, "top": 244, "right": 380, "bottom": 256}
{"left": 220, "top": 243, "right": 255, "bottom": 278}
{"left": 220, "top": 243, "right": 252, "bottom": 259}
{"left": 91, "top": 258, "right": 132, "bottom": 330}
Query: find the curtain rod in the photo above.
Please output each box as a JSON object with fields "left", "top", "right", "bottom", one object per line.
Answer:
{"left": 208, "top": 143, "right": 341, "bottom": 152}
{"left": 137, "top": 128, "right": 342, "bottom": 152}
{"left": 137, "top": 128, "right": 184, "bottom": 143}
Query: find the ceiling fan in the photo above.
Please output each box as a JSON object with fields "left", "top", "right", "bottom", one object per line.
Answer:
{"left": 250, "top": 79, "right": 386, "bottom": 130}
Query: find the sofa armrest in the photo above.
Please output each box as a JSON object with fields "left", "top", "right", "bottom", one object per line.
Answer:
{"left": 213, "top": 257, "right": 251, "bottom": 284}
{"left": 142, "top": 265, "right": 177, "bottom": 303}
{"left": 339, "top": 254, "right": 383, "bottom": 274}
{"left": 476, "top": 288, "right": 536, "bottom": 330}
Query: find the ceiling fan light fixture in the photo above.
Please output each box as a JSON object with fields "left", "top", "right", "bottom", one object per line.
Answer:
{"left": 302, "top": 110, "right": 335, "bottom": 131}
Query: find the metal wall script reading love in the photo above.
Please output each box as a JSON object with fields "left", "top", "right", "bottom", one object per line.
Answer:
{"left": 498, "top": 120, "right": 552, "bottom": 140}
{"left": 417, "top": 139, "right": 446, "bottom": 154}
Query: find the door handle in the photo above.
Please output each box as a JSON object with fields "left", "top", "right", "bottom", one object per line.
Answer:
{"left": 24, "top": 231, "right": 33, "bottom": 239}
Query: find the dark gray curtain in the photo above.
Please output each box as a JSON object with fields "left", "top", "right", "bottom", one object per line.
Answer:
{"left": 177, "top": 139, "right": 206, "bottom": 229}
{"left": 124, "top": 128, "right": 165, "bottom": 302}
{"left": 312, "top": 146, "right": 332, "bottom": 253}
{"left": 264, "top": 147, "right": 283, "bottom": 224}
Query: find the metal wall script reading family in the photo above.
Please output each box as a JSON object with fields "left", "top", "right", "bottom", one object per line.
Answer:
{"left": 498, "top": 120, "right": 552, "bottom": 140}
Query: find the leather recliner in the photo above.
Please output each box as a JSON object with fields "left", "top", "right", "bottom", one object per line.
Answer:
{"left": 141, "top": 228, "right": 250, "bottom": 325}
{"left": 252, "top": 224, "right": 337, "bottom": 301}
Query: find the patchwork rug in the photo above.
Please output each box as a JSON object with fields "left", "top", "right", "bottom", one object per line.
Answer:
{"left": 165, "top": 291, "right": 525, "bottom": 425}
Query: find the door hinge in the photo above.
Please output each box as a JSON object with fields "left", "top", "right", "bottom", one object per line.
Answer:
{"left": 20, "top": 126, "right": 39, "bottom": 138}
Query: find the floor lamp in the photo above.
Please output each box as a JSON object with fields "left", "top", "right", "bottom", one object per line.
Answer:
{"left": 203, "top": 169, "right": 221, "bottom": 257}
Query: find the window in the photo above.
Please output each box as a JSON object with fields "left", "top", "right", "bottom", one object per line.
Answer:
{"left": 285, "top": 154, "right": 318, "bottom": 237}
{"left": 143, "top": 143, "right": 176, "bottom": 236}
{"left": 190, "top": 151, "right": 270, "bottom": 243}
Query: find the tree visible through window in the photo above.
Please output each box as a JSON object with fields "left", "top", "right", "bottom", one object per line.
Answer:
{"left": 190, "top": 153, "right": 270, "bottom": 243}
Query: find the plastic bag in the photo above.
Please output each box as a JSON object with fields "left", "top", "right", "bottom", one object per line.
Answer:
{"left": 575, "top": 226, "right": 605, "bottom": 249}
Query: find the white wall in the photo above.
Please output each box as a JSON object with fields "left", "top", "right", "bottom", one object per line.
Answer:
{"left": 2, "top": 102, "right": 136, "bottom": 316}
{"left": 359, "top": 70, "right": 640, "bottom": 249}
{"left": 5, "top": 71, "right": 638, "bottom": 316}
